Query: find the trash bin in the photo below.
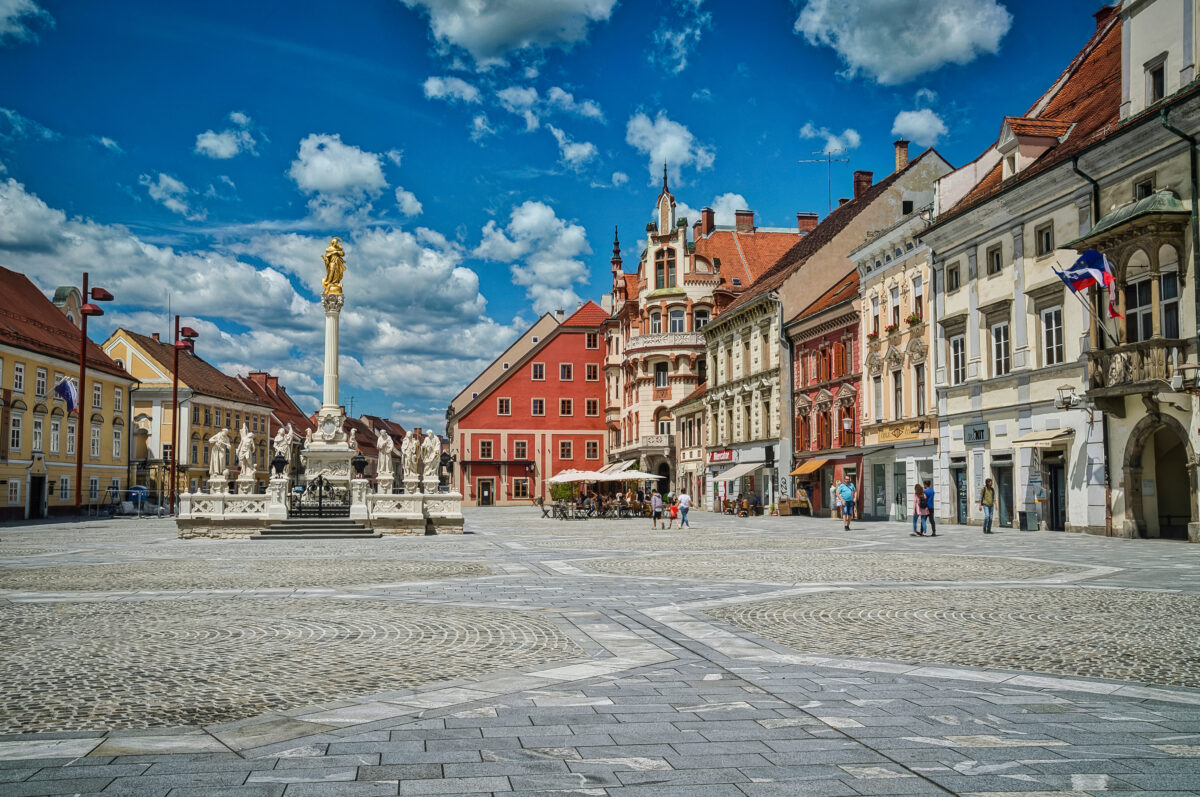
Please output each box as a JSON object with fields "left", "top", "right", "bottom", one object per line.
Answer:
{"left": 1018, "top": 511, "right": 1030, "bottom": 531}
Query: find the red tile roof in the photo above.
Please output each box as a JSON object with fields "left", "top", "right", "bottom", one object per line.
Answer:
{"left": 561, "top": 300, "right": 609, "bottom": 327}
{"left": 790, "top": 269, "right": 860, "bottom": 324}
{"left": 944, "top": 13, "right": 1120, "bottom": 219}
{"left": 622, "top": 273, "right": 639, "bottom": 300}
{"left": 119, "top": 328, "right": 268, "bottom": 406}
{"left": 239, "top": 371, "right": 314, "bottom": 433}
{"left": 0, "top": 266, "right": 131, "bottom": 380}
{"left": 693, "top": 228, "right": 803, "bottom": 292}
{"left": 1004, "top": 116, "right": 1073, "bottom": 137}
{"left": 723, "top": 149, "right": 940, "bottom": 317}
{"left": 361, "top": 414, "right": 406, "bottom": 440}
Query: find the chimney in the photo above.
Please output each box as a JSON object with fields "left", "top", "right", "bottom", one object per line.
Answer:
{"left": 1094, "top": 4, "right": 1116, "bottom": 29}
{"left": 151, "top": 332, "right": 160, "bottom": 342}
{"left": 700, "top": 206, "right": 715, "bottom": 235}
{"left": 853, "top": 170, "right": 873, "bottom": 199}
{"left": 734, "top": 209, "right": 754, "bottom": 232}
{"left": 555, "top": 308, "right": 565, "bottom": 321}
{"left": 693, "top": 219, "right": 701, "bottom": 239}
{"left": 893, "top": 139, "right": 910, "bottom": 173}
{"left": 267, "top": 376, "right": 279, "bottom": 392}
{"left": 796, "top": 212, "right": 819, "bottom": 234}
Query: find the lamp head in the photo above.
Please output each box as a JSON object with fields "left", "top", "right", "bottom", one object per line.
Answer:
{"left": 180, "top": 326, "right": 199, "bottom": 339}
{"left": 80, "top": 303, "right": 104, "bottom": 317}
{"left": 89, "top": 287, "right": 114, "bottom": 302}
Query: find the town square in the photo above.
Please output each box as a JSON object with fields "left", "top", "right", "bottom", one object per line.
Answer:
{"left": 2, "top": 0, "right": 1200, "bottom": 793}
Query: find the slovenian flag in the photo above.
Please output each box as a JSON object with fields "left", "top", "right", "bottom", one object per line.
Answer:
{"left": 1054, "top": 249, "right": 1123, "bottom": 319}
{"left": 54, "top": 378, "right": 79, "bottom": 413}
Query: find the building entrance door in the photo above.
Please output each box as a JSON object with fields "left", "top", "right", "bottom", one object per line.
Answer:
{"left": 28, "top": 475, "right": 46, "bottom": 518}
{"left": 478, "top": 479, "right": 494, "bottom": 507}
{"left": 872, "top": 463, "right": 887, "bottom": 518}
{"left": 1046, "top": 462, "right": 1066, "bottom": 531}
{"left": 893, "top": 465, "right": 907, "bottom": 522}
{"left": 994, "top": 466, "right": 1014, "bottom": 527}
{"left": 952, "top": 467, "right": 968, "bottom": 524}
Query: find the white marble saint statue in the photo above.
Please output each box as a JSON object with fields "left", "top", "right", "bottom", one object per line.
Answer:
{"left": 236, "top": 423, "right": 255, "bottom": 473}
{"left": 272, "top": 425, "right": 291, "bottom": 461}
{"left": 401, "top": 430, "right": 418, "bottom": 480}
{"left": 347, "top": 428, "right": 358, "bottom": 452}
{"left": 208, "top": 428, "right": 232, "bottom": 477}
{"left": 420, "top": 430, "right": 440, "bottom": 489}
{"left": 304, "top": 427, "right": 313, "bottom": 448}
{"left": 376, "top": 429, "right": 395, "bottom": 476}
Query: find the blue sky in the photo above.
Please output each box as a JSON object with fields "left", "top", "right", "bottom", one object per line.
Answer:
{"left": 0, "top": 0, "right": 1101, "bottom": 431}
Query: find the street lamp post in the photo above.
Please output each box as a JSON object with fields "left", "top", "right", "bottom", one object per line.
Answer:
{"left": 74, "top": 272, "right": 113, "bottom": 513}
{"left": 169, "top": 315, "right": 199, "bottom": 516}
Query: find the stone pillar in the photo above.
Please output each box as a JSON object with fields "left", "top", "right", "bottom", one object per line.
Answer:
{"left": 266, "top": 476, "right": 288, "bottom": 520}
{"left": 350, "top": 477, "right": 369, "bottom": 520}
{"left": 322, "top": 293, "right": 343, "bottom": 410}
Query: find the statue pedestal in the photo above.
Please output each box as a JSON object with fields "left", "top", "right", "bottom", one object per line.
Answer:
{"left": 403, "top": 477, "right": 420, "bottom": 495}
{"left": 371, "top": 492, "right": 425, "bottom": 535}
{"left": 349, "top": 478, "right": 370, "bottom": 520}
{"left": 376, "top": 475, "right": 394, "bottom": 495}
{"left": 236, "top": 473, "right": 255, "bottom": 495}
{"left": 266, "top": 477, "right": 289, "bottom": 520}
{"left": 424, "top": 491, "right": 464, "bottom": 534}
{"left": 301, "top": 407, "right": 354, "bottom": 489}
{"left": 207, "top": 475, "right": 229, "bottom": 495}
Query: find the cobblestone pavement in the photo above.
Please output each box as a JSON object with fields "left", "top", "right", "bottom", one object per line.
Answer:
{"left": 0, "top": 508, "right": 1197, "bottom": 796}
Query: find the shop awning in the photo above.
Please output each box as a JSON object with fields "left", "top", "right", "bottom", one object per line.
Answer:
{"left": 607, "top": 459, "right": 637, "bottom": 473}
{"left": 1012, "top": 429, "right": 1074, "bottom": 449}
{"left": 790, "top": 458, "right": 828, "bottom": 476}
{"left": 713, "top": 462, "right": 758, "bottom": 482}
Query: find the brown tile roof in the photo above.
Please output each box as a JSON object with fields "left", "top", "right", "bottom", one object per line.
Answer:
{"left": 343, "top": 415, "right": 379, "bottom": 459}
{"left": 1004, "top": 116, "right": 1074, "bottom": 137}
{"left": 789, "top": 269, "right": 860, "bottom": 324}
{"left": 622, "top": 273, "right": 639, "bottom": 300}
{"left": 944, "top": 13, "right": 1120, "bottom": 219}
{"left": 119, "top": 328, "right": 267, "bottom": 406}
{"left": 693, "top": 229, "right": 803, "bottom": 292}
{"left": 361, "top": 414, "right": 406, "bottom": 440}
{"left": 722, "top": 149, "right": 940, "bottom": 317}
{"left": 239, "top": 371, "right": 314, "bottom": 433}
{"left": 0, "top": 266, "right": 131, "bottom": 380}
{"left": 561, "top": 300, "right": 609, "bottom": 327}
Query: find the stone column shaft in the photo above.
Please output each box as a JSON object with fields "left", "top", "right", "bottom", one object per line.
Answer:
{"left": 322, "top": 294, "right": 343, "bottom": 410}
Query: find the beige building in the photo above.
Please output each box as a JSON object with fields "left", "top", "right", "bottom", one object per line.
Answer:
{"left": 603, "top": 173, "right": 802, "bottom": 488}
{"left": 854, "top": 185, "right": 939, "bottom": 521}
{"left": 671, "top": 383, "right": 707, "bottom": 508}
{"left": 0, "top": 269, "right": 135, "bottom": 519}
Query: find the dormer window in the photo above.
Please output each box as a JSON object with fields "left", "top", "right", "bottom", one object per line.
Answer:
{"left": 998, "top": 116, "right": 1071, "bottom": 179}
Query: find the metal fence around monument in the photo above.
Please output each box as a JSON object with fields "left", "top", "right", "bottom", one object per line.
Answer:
{"left": 288, "top": 475, "right": 350, "bottom": 518}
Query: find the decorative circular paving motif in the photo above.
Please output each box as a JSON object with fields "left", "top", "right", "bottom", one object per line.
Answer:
{"left": 0, "top": 599, "right": 583, "bottom": 732}
{"left": 0, "top": 559, "right": 492, "bottom": 591}
{"left": 708, "top": 588, "right": 1200, "bottom": 688}
{"left": 579, "top": 551, "right": 1085, "bottom": 583}
{"left": 526, "top": 535, "right": 846, "bottom": 551}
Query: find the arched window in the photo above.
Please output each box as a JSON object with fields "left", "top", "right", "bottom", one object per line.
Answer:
{"left": 654, "top": 249, "right": 676, "bottom": 289}
{"left": 693, "top": 308, "right": 710, "bottom": 330}
{"left": 650, "top": 312, "right": 662, "bottom": 334}
{"left": 669, "top": 309, "right": 685, "bottom": 332}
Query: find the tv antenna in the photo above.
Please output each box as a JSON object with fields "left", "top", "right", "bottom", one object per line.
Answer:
{"left": 798, "top": 151, "right": 850, "bottom": 214}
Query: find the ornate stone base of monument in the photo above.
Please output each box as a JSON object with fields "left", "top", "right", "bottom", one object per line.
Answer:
{"left": 424, "top": 492, "right": 465, "bottom": 534}
{"left": 207, "top": 475, "right": 230, "bottom": 495}
{"left": 349, "top": 478, "right": 370, "bottom": 520}
{"left": 236, "top": 473, "right": 255, "bottom": 495}
{"left": 370, "top": 492, "right": 425, "bottom": 535}
{"left": 301, "top": 406, "right": 354, "bottom": 489}
{"left": 266, "top": 477, "right": 289, "bottom": 520}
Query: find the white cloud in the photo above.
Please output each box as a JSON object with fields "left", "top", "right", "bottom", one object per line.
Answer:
{"left": 611, "top": 171, "right": 628, "bottom": 186}
{"left": 474, "top": 200, "right": 591, "bottom": 314}
{"left": 138, "top": 172, "right": 205, "bottom": 221}
{"left": 799, "top": 122, "right": 861, "bottom": 155}
{"left": 651, "top": 1, "right": 711, "bottom": 75}
{"left": 625, "top": 111, "right": 715, "bottom": 186}
{"left": 545, "top": 86, "right": 603, "bottom": 121}
{"left": 288, "top": 133, "right": 388, "bottom": 223}
{"left": 470, "top": 113, "right": 495, "bottom": 142}
{"left": 0, "top": 107, "right": 58, "bottom": 141}
{"left": 422, "top": 75, "right": 481, "bottom": 103}
{"left": 0, "top": 0, "right": 51, "bottom": 44}
{"left": 691, "top": 88, "right": 713, "bottom": 102}
{"left": 709, "top": 192, "right": 749, "bottom": 226}
{"left": 395, "top": 186, "right": 423, "bottom": 216}
{"left": 497, "top": 86, "right": 540, "bottom": 130}
{"left": 547, "top": 125, "right": 597, "bottom": 171}
{"left": 399, "top": 0, "right": 618, "bottom": 68}
{"left": 194, "top": 111, "right": 258, "bottom": 159}
{"left": 914, "top": 87, "right": 938, "bottom": 106}
{"left": 795, "top": 0, "right": 1012, "bottom": 85}
{"left": 891, "top": 108, "right": 948, "bottom": 148}
{"left": 93, "top": 136, "right": 122, "bottom": 153}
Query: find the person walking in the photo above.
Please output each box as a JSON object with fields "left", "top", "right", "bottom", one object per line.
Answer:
{"left": 911, "top": 483, "right": 931, "bottom": 536}
{"left": 666, "top": 498, "right": 678, "bottom": 529}
{"left": 650, "top": 490, "right": 663, "bottom": 530}
{"left": 836, "top": 475, "right": 857, "bottom": 530}
{"left": 979, "top": 478, "right": 996, "bottom": 534}
{"left": 923, "top": 479, "right": 937, "bottom": 536}
{"left": 677, "top": 490, "right": 692, "bottom": 528}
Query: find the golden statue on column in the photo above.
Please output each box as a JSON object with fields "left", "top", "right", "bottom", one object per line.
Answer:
{"left": 321, "top": 237, "right": 346, "bottom": 295}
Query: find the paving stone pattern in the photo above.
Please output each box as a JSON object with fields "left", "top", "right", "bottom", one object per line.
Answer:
{"left": 0, "top": 508, "right": 1198, "bottom": 796}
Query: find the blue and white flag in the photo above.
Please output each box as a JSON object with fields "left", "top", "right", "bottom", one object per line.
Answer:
{"left": 53, "top": 378, "right": 79, "bottom": 413}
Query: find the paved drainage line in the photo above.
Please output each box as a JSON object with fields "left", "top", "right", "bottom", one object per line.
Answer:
{"left": 609, "top": 606, "right": 957, "bottom": 795}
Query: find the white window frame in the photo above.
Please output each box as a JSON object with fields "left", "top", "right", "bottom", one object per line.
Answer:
{"left": 113, "top": 386, "right": 123, "bottom": 412}
{"left": 892, "top": 370, "right": 903, "bottom": 421}
{"left": 59, "top": 476, "right": 69, "bottom": 501}
{"left": 92, "top": 383, "right": 103, "bottom": 409}
{"left": 478, "top": 440, "right": 493, "bottom": 459}
{"left": 32, "top": 417, "right": 42, "bottom": 451}
{"left": 668, "top": 309, "right": 685, "bottom": 333}
{"left": 513, "top": 440, "right": 528, "bottom": 459}
{"left": 950, "top": 335, "right": 966, "bottom": 385}
{"left": 912, "top": 277, "right": 923, "bottom": 318}
{"left": 49, "top": 418, "right": 60, "bottom": 454}
{"left": 8, "top": 479, "right": 18, "bottom": 505}
{"left": 66, "top": 421, "right": 76, "bottom": 455}
{"left": 35, "top": 367, "right": 46, "bottom": 397}
{"left": 1041, "top": 307, "right": 1064, "bottom": 366}
{"left": 113, "top": 427, "right": 122, "bottom": 459}
{"left": 991, "top": 322, "right": 1011, "bottom": 377}
{"left": 693, "top": 309, "right": 710, "bottom": 330}
{"left": 585, "top": 440, "right": 599, "bottom": 460}
{"left": 649, "top": 313, "right": 662, "bottom": 334}
{"left": 915, "top": 364, "right": 926, "bottom": 416}
{"left": 88, "top": 477, "right": 99, "bottom": 501}
{"left": 585, "top": 332, "right": 599, "bottom": 349}
{"left": 13, "top": 362, "right": 24, "bottom": 393}
{"left": 654, "top": 362, "right": 669, "bottom": 389}
{"left": 9, "top": 414, "right": 22, "bottom": 451}
{"left": 657, "top": 418, "right": 672, "bottom": 435}
{"left": 90, "top": 424, "right": 101, "bottom": 458}
{"left": 496, "top": 397, "right": 511, "bottom": 416}
{"left": 531, "top": 398, "right": 545, "bottom": 417}
{"left": 559, "top": 440, "right": 572, "bottom": 459}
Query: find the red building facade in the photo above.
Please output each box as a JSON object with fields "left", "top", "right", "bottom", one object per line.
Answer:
{"left": 449, "top": 302, "right": 608, "bottom": 506}
{"left": 786, "top": 270, "right": 863, "bottom": 517}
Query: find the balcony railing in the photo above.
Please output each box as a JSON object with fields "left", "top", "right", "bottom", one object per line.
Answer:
{"left": 1086, "top": 338, "right": 1186, "bottom": 394}
{"left": 625, "top": 332, "right": 705, "bottom": 352}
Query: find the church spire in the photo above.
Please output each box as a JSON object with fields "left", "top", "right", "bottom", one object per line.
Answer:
{"left": 662, "top": 163, "right": 669, "bottom": 194}
{"left": 611, "top": 226, "right": 622, "bottom": 268}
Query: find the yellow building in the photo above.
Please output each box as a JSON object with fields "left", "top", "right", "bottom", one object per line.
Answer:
{"left": 0, "top": 268, "right": 136, "bottom": 520}
{"left": 102, "top": 329, "right": 273, "bottom": 498}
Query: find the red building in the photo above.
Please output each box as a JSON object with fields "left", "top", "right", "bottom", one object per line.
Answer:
{"left": 448, "top": 302, "right": 609, "bottom": 506}
{"left": 786, "top": 270, "right": 862, "bottom": 517}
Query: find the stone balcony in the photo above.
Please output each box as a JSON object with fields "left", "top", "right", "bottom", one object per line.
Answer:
{"left": 610, "top": 434, "right": 675, "bottom": 459}
{"left": 625, "top": 332, "right": 706, "bottom": 353}
{"left": 1086, "top": 338, "right": 1187, "bottom": 408}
